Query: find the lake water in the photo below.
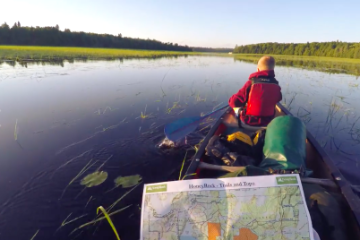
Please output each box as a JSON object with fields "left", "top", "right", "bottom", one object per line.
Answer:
{"left": 0, "top": 56, "right": 360, "bottom": 240}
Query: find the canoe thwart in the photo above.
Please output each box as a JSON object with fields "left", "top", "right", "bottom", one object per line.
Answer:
{"left": 198, "top": 162, "right": 337, "bottom": 188}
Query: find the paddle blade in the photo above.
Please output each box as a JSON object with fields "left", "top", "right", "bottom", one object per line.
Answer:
{"left": 164, "top": 116, "right": 201, "bottom": 141}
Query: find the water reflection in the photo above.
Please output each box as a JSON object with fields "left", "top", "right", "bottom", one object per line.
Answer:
{"left": 0, "top": 56, "right": 359, "bottom": 240}
{"left": 0, "top": 54, "right": 188, "bottom": 69}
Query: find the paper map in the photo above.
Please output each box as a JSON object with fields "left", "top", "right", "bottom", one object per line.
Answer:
{"left": 140, "top": 174, "right": 314, "bottom": 240}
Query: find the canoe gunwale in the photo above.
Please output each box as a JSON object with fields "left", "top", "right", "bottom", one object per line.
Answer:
{"left": 277, "top": 103, "right": 360, "bottom": 228}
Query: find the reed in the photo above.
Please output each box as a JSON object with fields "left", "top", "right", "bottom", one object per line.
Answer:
{"left": 0, "top": 45, "right": 201, "bottom": 61}
{"left": 97, "top": 206, "right": 121, "bottom": 240}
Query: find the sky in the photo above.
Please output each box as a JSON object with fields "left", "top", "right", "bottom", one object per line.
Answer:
{"left": 1, "top": 0, "right": 359, "bottom": 48}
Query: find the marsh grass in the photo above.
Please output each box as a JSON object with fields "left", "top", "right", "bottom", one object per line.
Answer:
{"left": 105, "top": 183, "right": 140, "bottom": 213}
{"left": 349, "top": 83, "right": 359, "bottom": 88}
{"left": 101, "top": 118, "right": 127, "bottom": 132}
{"left": 56, "top": 213, "right": 88, "bottom": 233}
{"left": 211, "top": 102, "right": 225, "bottom": 111}
{"left": 59, "top": 155, "right": 111, "bottom": 199}
{"left": 178, "top": 150, "right": 188, "bottom": 180}
{"left": 84, "top": 196, "right": 93, "bottom": 209}
{"left": 14, "top": 119, "right": 18, "bottom": 141}
{"left": 59, "top": 158, "right": 98, "bottom": 200}
{"left": 139, "top": 105, "right": 153, "bottom": 119}
{"left": 234, "top": 53, "right": 360, "bottom": 76}
{"left": 234, "top": 53, "right": 360, "bottom": 64}
{"left": 30, "top": 229, "right": 40, "bottom": 240}
{"left": 195, "top": 93, "right": 206, "bottom": 102}
{"left": 96, "top": 206, "right": 121, "bottom": 240}
{"left": 70, "top": 205, "right": 131, "bottom": 234}
{"left": 160, "top": 72, "right": 168, "bottom": 98}
{"left": 178, "top": 152, "right": 197, "bottom": 180}
{"left": 166, "top": 102, "right": 179, "bottom": 114}
{"left": 93, "top": 106, "right": 118, "bottom": 115}
{"left": 181, "top": 173, "right": 197, "bottom": 180}
{"left": 166, "top": 94, "right": 183, "bottom": 114}
{"left": 281, "top": 93, "right": 298, "bottom": 111}
{"left": 70, "top": 184, "right": 139, "bottom": 236}
{"left": 314, "top": 98, "right": 360, "bottom": 156}
{"left": 0, "top": 46, "right": 202, "bottom": 61}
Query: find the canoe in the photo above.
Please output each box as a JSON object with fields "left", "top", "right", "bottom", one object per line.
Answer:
{"left": 183, "top": 103, "right": 360, "bottom": 239}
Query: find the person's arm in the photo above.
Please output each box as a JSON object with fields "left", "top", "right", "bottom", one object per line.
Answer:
{"left": 228, "top": 81, "right": 252, "bottom": 108}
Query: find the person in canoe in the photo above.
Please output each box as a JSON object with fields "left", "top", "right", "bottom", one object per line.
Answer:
{"left": 225, "top": 55, "right": 282, "bottom": 128}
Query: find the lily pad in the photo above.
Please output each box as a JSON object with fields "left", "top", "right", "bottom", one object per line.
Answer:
{"left": 80, "top": 171, "right": 108, "bottom": 187}
{"left": 114, "top": 174, "right": 142, "bottom": 188}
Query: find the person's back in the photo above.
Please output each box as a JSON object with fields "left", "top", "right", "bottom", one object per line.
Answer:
{"left": 228, "top": 55, "right": 282, "bottom": 126}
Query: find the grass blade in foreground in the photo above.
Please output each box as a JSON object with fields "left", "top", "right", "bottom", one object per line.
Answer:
{"left": 97, "top": 206, "right": 121, "bottom": 240}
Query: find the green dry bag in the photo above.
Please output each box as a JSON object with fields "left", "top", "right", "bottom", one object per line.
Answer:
{"left": 259, "top": 115, "right": 306, "bottom": 171}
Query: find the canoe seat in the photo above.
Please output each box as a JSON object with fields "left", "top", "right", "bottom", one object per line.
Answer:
{"left": 235, "top": 109, "right": 267, "bottom": 131}
{"left": 240, "top": 120, "right": 267, "bottom": 131}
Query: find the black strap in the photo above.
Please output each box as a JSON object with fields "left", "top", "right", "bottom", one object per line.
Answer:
{"left": 250, "top": 77, "right": 279, "bottom": 85}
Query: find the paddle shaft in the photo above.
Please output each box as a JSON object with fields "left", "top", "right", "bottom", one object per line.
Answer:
{"left": 164, "top": 103, "right": 229, "bottom": 141}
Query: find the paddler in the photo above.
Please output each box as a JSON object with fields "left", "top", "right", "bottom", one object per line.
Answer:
{"left": 225, "top": 55, "right": 282, "bottom": 127}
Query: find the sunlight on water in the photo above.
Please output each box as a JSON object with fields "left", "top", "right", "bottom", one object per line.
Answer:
{"left": 0, "top": 56, "right": 359, "bottom": 240}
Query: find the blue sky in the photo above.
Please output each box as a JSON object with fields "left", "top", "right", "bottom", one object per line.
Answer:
{"left": 1, "top": 0, "right": 359, "bottom": 48}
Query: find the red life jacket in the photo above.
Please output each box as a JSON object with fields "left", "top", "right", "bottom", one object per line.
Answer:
{"left": 245, "top": 77, "right": 281, "bottom": 117}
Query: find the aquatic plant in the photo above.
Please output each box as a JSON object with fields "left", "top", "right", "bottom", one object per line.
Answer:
{"left": 233, "top": 53, "right": 360, "bottom": 76}
{"left": 101, "top": 118, "right": 127, "bottom": 131}
{"left": 106, "top": 183, "right": 141, "bottom": 213}
{"left": 211, "top": 102, "right": 225, "bottom": 111}
{"left": 0, "top": 46, "right": 202, "bottom": 61}
{"left": 114, "top": 174, "right": 142, "bottom": 188}
{"left": 97, "top": 206, "right": 121, "bottom": 240}
{"left": 30, "top": 229, "right": 39, "bottom": 240}
{"left": 56, "top": 213, "right": 88, "bottom": 233}
{"left": 14, "top": 119, "right": 18, "bottom": 141}
{"left": 100, "top": 106, "right": 118, "bottom": 114}
{"left": 282, "top": 93, "right": 298, "bottom": 111}
{"left": 181, "top": 173, "right": 197, "bottom": 180}
{"left": 195, "top": 93, "right": 206, "bottom": 102}
{"left": 166, "top": 94, "right": 183, "bottom": 114}
{"left": 140, "top": 105, "right": 151, "bottom": 119}
{"left": 59, "top": 158, "right": 98, "bottom": 199}
{"left": 349, "top": 83, "right": 359, "bottom": 88}
{"left": 80, "top": 171, "right": 108, "bottom": 187}
{"left": 70, "top": 185, "right": 139, "bottom": 235}
{"left": 178, "top": 150, "right": 188, "bottom": 180}
{"left": 166, "top": 102, "right": 179, "bottom": 114}
{"left": 70, "top": 205, "right": 131, "bottom": 234}
{"left": 84, "top": 196, "right": 93, "bottom": 209}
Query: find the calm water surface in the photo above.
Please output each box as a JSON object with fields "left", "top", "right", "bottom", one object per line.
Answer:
{"left": 0, "top": 56, "right": 360, "bottom": 240}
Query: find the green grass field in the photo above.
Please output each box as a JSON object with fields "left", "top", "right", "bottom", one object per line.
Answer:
{"left": 1, "top": 46, "right": 359, "bottom": 75}
{"left": 234, "top": 53, "right": 360, "bottom": 76}
{"left": 0, "top": 45, "right": 202, "bottom": 61}
{"left": 233, "top": 53, "right": 360, "bottom": 64}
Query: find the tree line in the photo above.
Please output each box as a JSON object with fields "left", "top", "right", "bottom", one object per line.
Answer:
{"left": 192, "top": 47, "right": 233, "bottom": 53}
{"left": 0, "top": 22, "right": 192, "bottom": 51}
{"left": 233, "top": 42, "right": 360, "bottom": 59}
